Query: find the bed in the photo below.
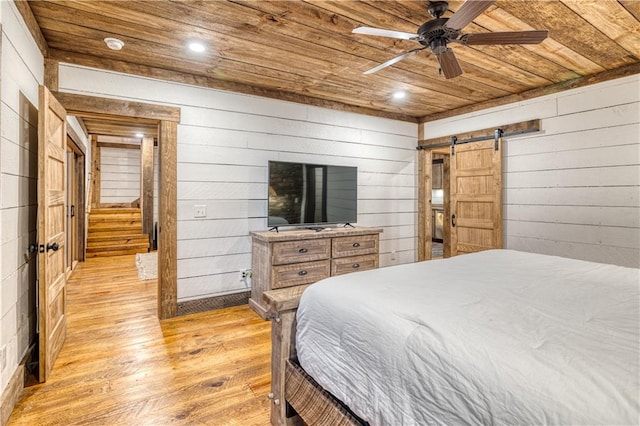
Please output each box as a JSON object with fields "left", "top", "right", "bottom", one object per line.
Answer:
{"left": 263, "top": 249, "right": 639, "bottom": 426}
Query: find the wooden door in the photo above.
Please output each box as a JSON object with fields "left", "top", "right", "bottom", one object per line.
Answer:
{"left": 38, "top": 86, "right": 68, "bottom": 382}
{"left": 450, "top": 139, "right": 503, "bottom": 255}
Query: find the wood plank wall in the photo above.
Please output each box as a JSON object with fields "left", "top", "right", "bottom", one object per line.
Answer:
{"left": 0, "top": 0, "right": 43, "bottom": 399}
{"left": 58, "top": 64, "right": 418, "bottom": 302}
{"left": 421, "top": 74, "right": 640, "bottom": 268}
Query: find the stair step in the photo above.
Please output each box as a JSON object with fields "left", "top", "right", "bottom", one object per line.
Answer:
{"left": 89, "top": 213, "right": 141, "bottom": 222}
{"left": 87, "top": 234, "right": 149, "bottom": 243}
{"left": 91, "top": 208, "right": 141, "bottom": 214}
{"left": 87, "top": 237, "right": 149, "bottom": 248}
{"left": 86, "top": 248, "right": 150, "bottom": 258}
{"left": 87, "top": 242, "right": 149, "bottom": 253}
{"left": 87, "top": 208, "right": 149, "bottom": 257}
{"left": 89, "top": 220, "right": 142, "bottom": 230}
{"left": 88, "top": 229, "right": 145, "bottom": 238}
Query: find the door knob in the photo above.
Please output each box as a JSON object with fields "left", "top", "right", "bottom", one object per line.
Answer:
{"left": 46, "top": 242, "right": 59, "bottom": 252}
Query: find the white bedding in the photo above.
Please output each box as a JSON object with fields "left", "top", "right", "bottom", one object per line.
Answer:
{"left": 296, "top": 250, "right": 640, "bottom": 425}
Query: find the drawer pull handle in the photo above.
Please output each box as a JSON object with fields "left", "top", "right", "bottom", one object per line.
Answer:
{"left": 298, "top": 248, "right": 308, "bottom": 253}
{"left": 352, "top": 263, "right": 360, "bottom": 269}
{"left": 352, "top": 242, "right": 360, "bottom": 248}
{"left": 298, "top": 270, "right": 308, "bottom": 276}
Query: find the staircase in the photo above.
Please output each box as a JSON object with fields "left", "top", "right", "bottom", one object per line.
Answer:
{"left": 87, "top": 208, "right": 150, "bottom": 257}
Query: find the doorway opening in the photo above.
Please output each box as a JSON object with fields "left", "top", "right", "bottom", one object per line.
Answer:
{"left": 82, "top": 120, "right": 158, "bottom": 259}
{"left": 418, "top": 139, "right": 503, "bottom": 261}
{"left": 52, "top": 91, "right": 180, "bottom": 321}
{"left": 66, "top": 136, "right": 86, "bottom": 273}
{"left": 431, "top": 157, "right": 445, "bottom": 259}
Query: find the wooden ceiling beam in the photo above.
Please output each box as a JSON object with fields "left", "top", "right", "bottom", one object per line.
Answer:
{"left": 421, "top": 62, "right": 640, "bottom": 123}
{"left": 97, "top": 142, "right": 141, "bottom": 150}
{"left": 77, "top": 113, "right": 159, "bottom": 125}
{"left": 51, "top": 90, "right": 181, "bottom": 122}
{"left": 12, "top": 0, "right": 49, "bottom": 57}
{"left": 49, "top": 49, "right": 419, "bottom": 123}
{"left": 83, "top": 121, "right": 158, "bottom": 138}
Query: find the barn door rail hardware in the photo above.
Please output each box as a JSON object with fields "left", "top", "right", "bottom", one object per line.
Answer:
{"left": 417, "top": 119, "right": 541, "bottom": 153}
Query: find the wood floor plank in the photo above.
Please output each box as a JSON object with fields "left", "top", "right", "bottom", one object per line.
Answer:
{"left": 8, "top": 255, "right": 271, "bottom": 425}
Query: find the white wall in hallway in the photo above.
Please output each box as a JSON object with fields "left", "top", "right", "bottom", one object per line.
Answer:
{"left": 58, "top": 64, "right": 418, "bottom": 302}
{"left": 100, "top": 146, "right": 141, "bottom": 204}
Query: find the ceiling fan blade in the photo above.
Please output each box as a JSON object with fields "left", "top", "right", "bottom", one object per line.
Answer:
{"left": 461, "top": 30, "right": 549, "bottom": 45}
{"left": 445, "top": 0, "right": 496, "bottom": 30}
{"left": 363, "top": 48, "right": 427, "bottom": 75}
{"left": 352, "top": 26, "right": 419, "bottom": 41}
{"left": 436, "top": 49, "right": 463, "bottom": 79}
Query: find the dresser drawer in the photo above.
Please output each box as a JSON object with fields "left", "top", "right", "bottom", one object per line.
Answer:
{"left": 272, "top": 260, "right": 330, "bottom": 289}
{"left": 272, "top": 239, "right": 330, "bottom": 265}
{"left": 331, "top": 254, "right": 378, "bottom": 276}
{"left": 332, "top": 234, "right": 379, "bottom": 258}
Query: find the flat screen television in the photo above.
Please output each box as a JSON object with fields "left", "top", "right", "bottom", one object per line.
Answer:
{"left": 268, "top": 161, "right": 357, "bottom": 228}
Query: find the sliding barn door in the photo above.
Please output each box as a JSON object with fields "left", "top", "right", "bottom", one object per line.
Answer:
{"left": 450, "top": 139, "right": 503, "bottom": 256}
{"left": 38, "top": 86, "right": 68, "bottom": 382}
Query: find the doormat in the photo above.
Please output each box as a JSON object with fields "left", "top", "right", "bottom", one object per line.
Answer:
{"left": 136, "top": 252, "right": 157, "bottom": 280}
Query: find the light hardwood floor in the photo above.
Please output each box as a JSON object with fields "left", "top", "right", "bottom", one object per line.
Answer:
{"left": 8, "top": 255, "right": 271, "bottom": 425}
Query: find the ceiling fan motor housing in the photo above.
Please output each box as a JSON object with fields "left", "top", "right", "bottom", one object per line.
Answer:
{"left": 417, "top": 18, "right": 460, "bottom": 53}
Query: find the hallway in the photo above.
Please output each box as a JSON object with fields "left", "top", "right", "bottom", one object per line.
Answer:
{"left": 8, "top": 256, "right": 271, "bottom": 425}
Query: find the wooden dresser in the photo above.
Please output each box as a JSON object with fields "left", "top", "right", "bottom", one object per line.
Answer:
{"left": 249, "top": 226, "right": 383, "bottom": 319}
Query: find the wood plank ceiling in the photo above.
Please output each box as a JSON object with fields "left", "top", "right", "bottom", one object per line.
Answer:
{"left": 23, "top": 0, "right": 640, "bottom": 123}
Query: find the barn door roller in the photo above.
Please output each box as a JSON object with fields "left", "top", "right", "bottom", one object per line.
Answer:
{"left": 494, "top": 128, "right": 503, "bottom": 151}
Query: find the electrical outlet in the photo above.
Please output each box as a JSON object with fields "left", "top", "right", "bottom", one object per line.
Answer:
{"left": 0, "top": 345, "right": 6, "bottom": 371}
{"left": 194, "top": 205, "right": 207, "bottom": 218}
{"left": 390, "top": 251, "right": 397, "bottom": 261}
{"left": 240, "top": 269, "right": 253, "bottom": 280}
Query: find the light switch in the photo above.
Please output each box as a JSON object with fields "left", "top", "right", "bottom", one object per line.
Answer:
{"left": 194, "top": 205, "right": 207, "bottom": 218}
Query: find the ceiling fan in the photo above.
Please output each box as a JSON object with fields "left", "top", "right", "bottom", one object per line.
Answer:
{"left": 352, "top": 0, "right": 548, "bottom": 79}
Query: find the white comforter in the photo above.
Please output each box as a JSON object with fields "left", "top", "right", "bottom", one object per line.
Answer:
{"left": 296, "top": 250, "right": 640, "bottom": 425}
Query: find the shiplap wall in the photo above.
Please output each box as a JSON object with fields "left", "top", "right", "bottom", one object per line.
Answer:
{"left": 0, "top": 0, "right": 43, "bottom": 392}
{"left": 423, "top": 74, "right": 640, "bottom": 268}
{"left": 99, "top": 146, "right": 141, "bottom": 203}
{"left": 58, "top": 64, "right": 418, "bottom": 301}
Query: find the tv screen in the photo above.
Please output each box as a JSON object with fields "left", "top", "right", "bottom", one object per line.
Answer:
{"left": 268, "top": 161, "right": 357, "bottom": 228}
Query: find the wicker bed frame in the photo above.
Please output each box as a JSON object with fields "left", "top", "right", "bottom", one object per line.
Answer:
{"left": 263, "top": 285, "right": 366, "bottom": 426}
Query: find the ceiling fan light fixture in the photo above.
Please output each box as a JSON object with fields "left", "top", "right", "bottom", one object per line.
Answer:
{"left": 188, "top": 41, "right": 206, "bottom": 53}
{"left": 104, "top": 37, "right": 125, "bottom": 51}
{"left": 393, "top": 91, "right": 407, "bottom": 99}
{"left": 353, "top": 0, "right": 547, "bottom": 78}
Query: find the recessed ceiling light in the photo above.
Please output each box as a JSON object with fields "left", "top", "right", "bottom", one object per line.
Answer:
{"left": 135, "top": 133, "right": 144, "bottom": 138}
{"left": 392, "top": 91, "right": 407, "bottom": 99}
{"left": 104, "top": 37, "right": 125, "bottom": 51}
{"left": 188, "top": 41, "right": 206, "bottom": 53}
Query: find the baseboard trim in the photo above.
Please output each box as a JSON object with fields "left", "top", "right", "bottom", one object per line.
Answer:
{"left": 0, "top": 364, "right": 24, "bottom": 426}
{"left": 177, "top": 291, "right": 250, "bottom": 316}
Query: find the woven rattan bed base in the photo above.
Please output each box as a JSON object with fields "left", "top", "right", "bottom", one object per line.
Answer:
{"left": 285, "top": 360, "right": 367, "bottom": 426}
